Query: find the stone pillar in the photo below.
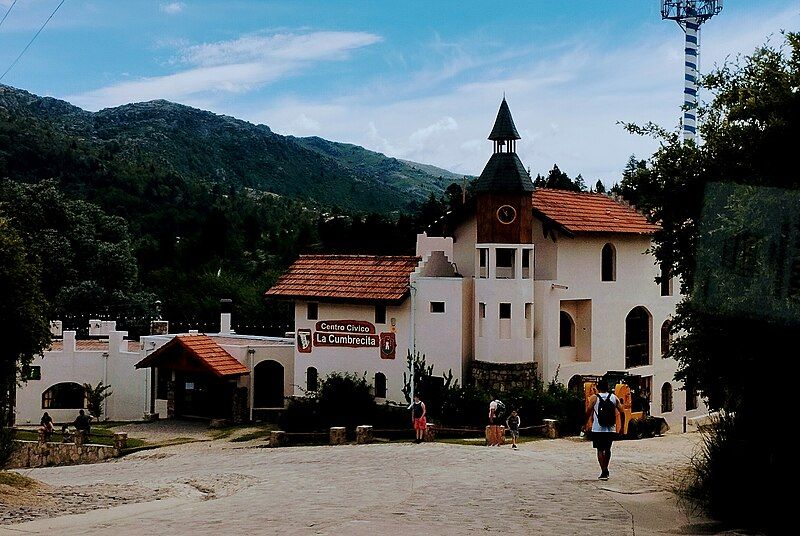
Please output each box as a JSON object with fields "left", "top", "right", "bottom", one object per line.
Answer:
{"left": 356, "top": 425, "right": 373, "bottom": 444}
{"left": 113, "top": 432, "right": 128, "bottom": 450}
{"left": 38, "top": 428, "right": 48, "bottom": 444}
{"left": 269, "top": 430, "right": 287, "bottom": 448}
{"left": 543, "top": 419, "right": 559, "bottom": 439}
{"left": 424, "top": 423, "right": 436, "bottom": 442}
{"left": 74, "top": 430, "right": 85, "bottom": 446}
{"left": 329, "top": 426, "right": 347, "bottom": 445}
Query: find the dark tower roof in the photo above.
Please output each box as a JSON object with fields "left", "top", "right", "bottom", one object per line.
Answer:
{"left": 475, "top": 152, "right": 534, "bottom": 193}
{"left": 488, "top": 98, "right": 521, "bottom": 141}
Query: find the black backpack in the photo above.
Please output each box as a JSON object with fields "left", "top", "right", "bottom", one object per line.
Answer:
{"left": 596, "top": 393, "right": 617, "bottom": 428}
{"left": 494, "top": 400, "right": 506, "bottom": 420}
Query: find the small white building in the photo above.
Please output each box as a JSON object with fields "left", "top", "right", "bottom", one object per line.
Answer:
{"left": 14, "top": 322, "right": 145, "bottom": 424}
{"left": 14, "top": 316, "right": 295, "bottom": 424}
{"left": 266, "top": 98, "right": 705, "bottom": 430}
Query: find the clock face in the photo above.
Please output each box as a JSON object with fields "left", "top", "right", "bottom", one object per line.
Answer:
{"left": 496, "top": 204, "right": 517, "bottom": 224}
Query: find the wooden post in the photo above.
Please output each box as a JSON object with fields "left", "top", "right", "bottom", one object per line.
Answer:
{"left": 113, "top": 432, "right": 128, "bottom": 450}
{"left": 543, "top": 419, "right": 558, "bottom": 439}
{"left": 329, "top": 426, "right": 347, "bottom": 445}
{"left": 269, "top": 430, "right": 287, "bottom": 447}
{"left": 356, "top": 425, "right": 373, "bottom": 444}
{"left": 424, "top": 423, "right": 436, "bottom": 442}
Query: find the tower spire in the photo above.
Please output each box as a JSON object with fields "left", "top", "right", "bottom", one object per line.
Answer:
{"left": 488, "top": 97, "right": 521, "bottom": 154}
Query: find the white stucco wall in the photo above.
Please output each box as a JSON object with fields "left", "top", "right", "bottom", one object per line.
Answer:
{"left": 535, "top": 233, "right": 702, "bottom": 430}
{"left": 15, "top": 331, "right": 146, "bottom": 424}
{"left": 292, "top": 301, "right": 414, "bottom": 404}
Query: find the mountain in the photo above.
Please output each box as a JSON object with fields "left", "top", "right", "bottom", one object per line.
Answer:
{"left": 0, "top": 85, "right": 467, "bottom": 213}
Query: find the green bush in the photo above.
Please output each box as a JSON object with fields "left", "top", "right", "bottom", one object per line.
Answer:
{"left": 678, "top": 412, "right": 777, "bottom": 532}
{"left": 280, "top": 372, "right": 376, "bottom": 432}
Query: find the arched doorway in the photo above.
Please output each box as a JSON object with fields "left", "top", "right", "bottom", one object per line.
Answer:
{"left": 568, "top": 374, "right": 583, "bottom": 396}
{"left": 253, "top": 360, "right": 284, "bottom": 408}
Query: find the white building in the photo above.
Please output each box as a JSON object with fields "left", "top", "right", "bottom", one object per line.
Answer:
{"left": 15, "top": 322, "right": 146, "bottom": 424}
{"left": 14, "top": 316, "right": 295, "bottom": 424}
{"left": 266, "top": 99, "right": 704, "bottom": 430}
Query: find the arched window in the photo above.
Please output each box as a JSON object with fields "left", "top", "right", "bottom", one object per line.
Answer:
{"left": 306, "top": 367, "right": 318, "bottom": 392}
{"left": 625, "top": 306, "right": 652, "bottom": 368}
{"left": 601, "top": 243, "right": 616, "bottom": 281}
{"left": 42, "top": 382, "right": 85, "bottom": 409}
{"left": 559, "top": 311, "right": 575, "bottom": 347}
{"left": 661, "top": 320, "right": 672, "bottom": 357}
{"left": 661, "top": 383, "right": 673, "bottom": 413}
{"left": 374, "top": 372, "right": 387, "bottom": 399}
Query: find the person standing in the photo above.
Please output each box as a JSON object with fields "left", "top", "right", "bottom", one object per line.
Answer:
{"left": 585, "top": 379, "right": 624, "bottom": 480}
{"left": 506, "top": 410, "right": 521, "bottom": 450}
{"left": 410, "top": 394, "right": 426, "bottom": 444}
{"left": 487, "top": 395, "right": 505, "bottom": 446}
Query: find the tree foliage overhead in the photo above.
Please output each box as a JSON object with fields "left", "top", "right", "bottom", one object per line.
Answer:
{"left": 620, "top": 32, "right": 798, "bottom": 532}
{"left": 0, "top": 217, "right": 51, "bottom": 434}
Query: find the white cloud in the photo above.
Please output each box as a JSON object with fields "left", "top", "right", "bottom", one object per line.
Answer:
{"left": 252, "top": 5, "right": 799, "bottom": 184}
{"left": 70, "top": 31, "right": 382, "bottom": 110}
{"left": 160, "top": 2, "right": 184, "bottom": 15}
{"left": 182, "top": 32, "right": 382, "bottom": 66}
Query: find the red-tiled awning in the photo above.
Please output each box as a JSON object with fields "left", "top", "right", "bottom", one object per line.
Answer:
{"left": 532, "top": 189, "right": 659, "bottom": 235}
{"left": 265, "top": 255, "right": 420, "bottom": 303}
{"left": 135, "top": 334, "right": 249, "bottom": 377}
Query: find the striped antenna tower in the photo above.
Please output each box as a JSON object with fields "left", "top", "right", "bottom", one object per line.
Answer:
{"left": 661, "top": 1, "right": 723, "bottom": 143}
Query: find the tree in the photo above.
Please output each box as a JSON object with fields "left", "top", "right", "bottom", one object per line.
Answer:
{"left": 83, "top": 382, "right": 113, "bottom": 420}
{"left": 532, "top": 164, "right": 587, "bottom": 191}
{"left": 0, "top": 217, "right": 51, "bottom": 461}
{"left": 594, "top": 180, "right": 606, "bottom": 194}
{"left": 621, "top": 32, "right": 798, "bottom": 532}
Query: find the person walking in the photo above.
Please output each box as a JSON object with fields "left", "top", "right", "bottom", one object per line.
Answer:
{"left": 585, "top": 379, "right": 624, "bottom": 480}
{"left": 410, "top": 394, "right": 427, "bottom": 444}
{"left": 506, "top": 410, "right": 521, "bottom": 450}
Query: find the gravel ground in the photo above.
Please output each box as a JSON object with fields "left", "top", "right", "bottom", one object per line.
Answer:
{"left": 1, "top": 432, "right": 746, "bottom": 535}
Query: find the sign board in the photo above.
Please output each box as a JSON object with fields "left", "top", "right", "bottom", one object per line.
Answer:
{"left": 296, "top": 320, "right": 397, "bottom": 357}
{"left": 313, "top": 331, "right": 379, "bottom": 348}
{"left": 379, "top": 332, "right": 397, "bottom": 359}
{"left": 315, "top": 320, "right": 375, "bottom": 334}
{"left": 297, "top": 329, "right": 312, "bottom": 353}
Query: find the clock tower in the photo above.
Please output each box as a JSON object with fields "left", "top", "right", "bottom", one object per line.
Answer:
{"left": 472, "top": 97, "right": 535, "bottom": 366}
{"left": 475, "top": 97, "right": 534, "bottom": 244}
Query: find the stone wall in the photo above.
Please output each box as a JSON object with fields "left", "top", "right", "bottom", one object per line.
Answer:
{"left": 469, "top": 360, "right": 538, "bottom": 393}
{"left": 4, "top": 440, "right": 118, "bottom": 469}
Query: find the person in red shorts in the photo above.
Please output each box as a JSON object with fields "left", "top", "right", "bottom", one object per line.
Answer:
{"left": 410, "top": 393, "right": 427, "bottom": 443}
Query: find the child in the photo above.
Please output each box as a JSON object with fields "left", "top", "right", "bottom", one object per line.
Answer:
{"left": 506, "top": 410, "right": 521, "bottom": 450}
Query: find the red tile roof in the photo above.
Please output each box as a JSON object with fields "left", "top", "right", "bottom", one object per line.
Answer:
{"left": 48, "top": 340, "right": 141, "bottom": 352}
{"left": 265, "top": 255, "right": 420, "bottom": 303}
{"left": 532, "top": 189, "right": 659, "bottom": 235}
{"left": 135, "top": 334, "right": 249, "bottom": 377}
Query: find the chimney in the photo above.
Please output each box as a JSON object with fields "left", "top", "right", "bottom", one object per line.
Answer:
{"left": 220, "top": 299, "right": 233, "bottom": 335}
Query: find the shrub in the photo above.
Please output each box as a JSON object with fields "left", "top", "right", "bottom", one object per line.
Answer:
{"left": 280, "top": 372, "right": 376, "bottom": 432}
{"left": 677, "top": 412, "right": 777, "bottom": 532}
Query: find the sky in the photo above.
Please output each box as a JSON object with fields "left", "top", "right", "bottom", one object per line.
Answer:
{"left": 1, "top": 1, "right": 798, "bottom": 185}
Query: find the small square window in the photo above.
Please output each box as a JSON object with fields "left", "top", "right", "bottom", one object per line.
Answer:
{"left": 375, "top": 305, "right": 386, "bottom": 324}
{"left": 307, "top": 302, "right": 318, "bottom": 320}
{"left": 430, "top": 302, "right": 445, "bottom": 313}
{"left": 499, "top": 303, "right": 511, "bottom": 319}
